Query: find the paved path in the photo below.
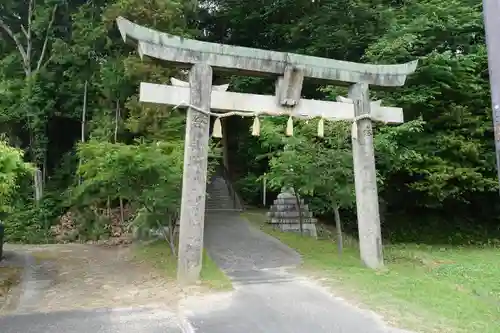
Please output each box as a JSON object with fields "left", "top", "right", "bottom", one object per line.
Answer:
{"left": 203, "top": 212, "right": 301, "bottom": 281}
{"left": 184, "top": 212, "right": 412, "bottom": 333}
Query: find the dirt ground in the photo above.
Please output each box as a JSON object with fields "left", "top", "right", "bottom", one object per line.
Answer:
{"left": 0, "top": 267, "right": 21, "bottom": 306}
{"left": 2, "top": 244, "right": 196, "bottom": 314}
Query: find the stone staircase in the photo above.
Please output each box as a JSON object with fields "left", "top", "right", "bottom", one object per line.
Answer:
{"left": 205, "top": 175, "right": 242, "bottom": 212}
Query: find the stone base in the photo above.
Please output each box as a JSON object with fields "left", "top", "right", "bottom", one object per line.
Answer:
{"left": 270, "top": 222, "right": 317, "bottom": 238}
{"left": 267, "top": 187, "right": 317, "bottom": 238}
{"left": 269, "top": 217, "right": 317, "bottom": 224}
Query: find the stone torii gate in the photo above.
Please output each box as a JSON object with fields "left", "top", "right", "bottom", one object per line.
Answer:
{"left": 116, "top": 17, "right": 418, "bottom": 284}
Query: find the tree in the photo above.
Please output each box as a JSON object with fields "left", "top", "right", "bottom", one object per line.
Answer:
{"left": 0, "top": 0, "right": 62, "bottom": 184}
{"left": 260, "top": 117, "right": 355, "bottom": 250}
{"left": 0, "top": 0, "right": 59, "bottom": 77}
{"left": 0, "top": 0, "right": 199, "bottom": 242}
{"left": 72, "top": 140, "right": 183, "bottom": 251}
{"left": 0, "top": 139, "right": 34, "bottom": 217}
{"left": 364, "top": 0, "right": 497, "bottom": 207}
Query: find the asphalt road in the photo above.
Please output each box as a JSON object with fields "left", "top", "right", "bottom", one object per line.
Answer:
{"left": 0, "top": 307, "right": 184, "bottom": 333}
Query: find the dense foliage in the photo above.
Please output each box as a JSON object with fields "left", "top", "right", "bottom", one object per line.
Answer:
{"left": 0, "top": 140, "right": 33, "bottom": 216}
{"left": 0, "top": 0, "right": 498, "bottom": 245}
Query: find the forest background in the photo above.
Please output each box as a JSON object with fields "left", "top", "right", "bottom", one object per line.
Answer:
{"left": 0, "top": 0, "right": 497, "bottom": 247}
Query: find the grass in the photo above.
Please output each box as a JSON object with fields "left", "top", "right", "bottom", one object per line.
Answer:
{"left": 0, "top": 267, "right": 21, "bottom": 298}
{"left": 31, "top": 250, "right": 58, "bottom": 263}
{"left": 242, "top": 210, "right": 500, "bottom": 333}
{"left": 133, "top": 240, "right": 232, "bottom": 291}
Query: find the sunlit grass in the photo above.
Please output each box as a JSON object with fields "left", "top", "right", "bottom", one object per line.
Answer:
{"left": 242, "top": 210, "right": 499, "bottom": 333}
{"left": 133, "top": 240, "right": 232, "bottom": 291}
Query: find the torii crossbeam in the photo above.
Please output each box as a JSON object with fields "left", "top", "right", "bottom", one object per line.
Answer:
{"left": 116, "top": 16, "right": 418, "bottom": 284}
{"left": 116, "top": 17, "right": 416, "bottom": 88}
{"left": 140, "top": 82, "right": 404, "bottom": 123}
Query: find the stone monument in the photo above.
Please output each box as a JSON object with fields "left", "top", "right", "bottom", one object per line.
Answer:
{"left": 267, "top": 188, "right": 317, "bottom": 237}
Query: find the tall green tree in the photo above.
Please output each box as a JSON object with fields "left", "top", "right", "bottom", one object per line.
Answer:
{"left": 364, "top": 0, "right": 496, "bottom": 208}
{"left": 0, "top": 0, "right": 65, "bottom": 175}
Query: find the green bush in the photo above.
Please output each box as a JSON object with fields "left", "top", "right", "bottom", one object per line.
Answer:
{"left": 69, "top": 140, "right": 184, "bottom": 250}
{"left": 0, "top": 140, "right": 34, "bottom": 216}
{"left": 3, "top": 195, "right": 62, "bottom": 243}
{"left": 234, "top": 173, "right": 263, "bottom": 206}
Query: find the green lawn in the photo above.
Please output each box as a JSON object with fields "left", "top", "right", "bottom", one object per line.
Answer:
{"left": 242, "top": 210, "right": 500, "bottom": 333}
{"left": 133, "top": 240, "right": 232, "bottom": 291}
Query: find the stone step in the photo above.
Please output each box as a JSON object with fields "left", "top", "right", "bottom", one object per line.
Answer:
{"left": 273, "top": 198, "right": 305, "bottom": 205}
{"left": 205, "top": 175, "right": 239, "bottom": 210}
{"left": 206, "top": 197, "right": 235, "bottom": 202}
{"left": 206, "top": 193, "right": 230, "bottom": 197}
{"left": 207, "top": 193, "right": 231, "bottom": 198}
{"left": 206, "top": 194, "right": 232, "bottom": 199}
{"left": 231, "top": 275, "right": 297, "bottom": 285}
{"left": 206, "top": 204, "right": 234, "bottom": 209}
{"left": 268, "top": 204, "right": 309, "bottom": 211}
{"left": 275, "top": 224, "right": 318, "bottom": 237}
{"left": 206, "top": 190, "right": 231, "bottom": 196}
{"left": 268, "top": 217, "right": 317, "bottom": 224}
{"left": 206, "top": 195, "right": 231, "bottom": 200}
{"left": 206, "top": 209, "right": 242, "bottom": 213}
{"left": 207, "top": 185, "right": 228, "bottom": 191}
{"left": 267, "top": 211, "right": 313, "bottom": 218}
{"left": 206, "top": 203, "right": 233, "bottom": 207}
{"left": 206, "top": 202, "right": 234, "bottom": 208}
{"left": 227, "top": 269, "right": 298, "bottom": 285}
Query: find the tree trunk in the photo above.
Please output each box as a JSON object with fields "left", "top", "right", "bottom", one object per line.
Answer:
{"left": 333, "top": 202, "right": 343, "bottom": 255}
{"left": 168, "top": 215, "right": 177, "bottom": 256}
{"left": 106, "top": 197, "right": 111, "bottom": 217}
{"left": 114, "top": 100, "right": 125, "bottom": 226}
{"left": 119, "top": 200, "right": 125, "bottom": 224}
{"left": 295, "top": 191, "right": 303, "bottom": 236}
{"left": 42, "top": 152, "right": 47, "bottom": 185}
{"left": 33, "top": 168, "right": 43, "bottom": 203}
{"left": 79, "top": 80, "right": 88, "bottom": 185}
{"left": 159, "top": 211, "right": 178, "bottom": 256}
{"left": 82, "top": 81, "right": 88, "bottom": 143}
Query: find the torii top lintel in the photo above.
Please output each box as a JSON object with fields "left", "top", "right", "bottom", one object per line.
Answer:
{"left": 116, "top": 16, "right": 418, "bottom": 87}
